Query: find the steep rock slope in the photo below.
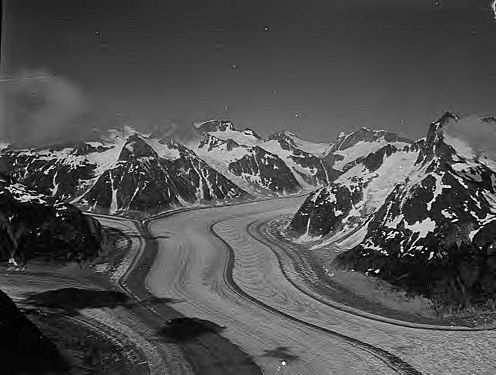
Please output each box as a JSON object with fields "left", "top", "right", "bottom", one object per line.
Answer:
{"left": 229, "top": 145, "right": 302, "bottom": 194}
{"left": 264, "top": 131, "right": 340, "bottom": 187}
{"left": 196, "top": 133, "right": 301, "bottom": 195}
{"left": 290, "top": 133, "right": 418, "bottom": 239}
{"left": 0, "top": 288, "right": 68, "bottom": 374}
{"left": 1, "top": 127, "right": 248, "bottom": 215}
{"left": 266, "top": 130, "right": 329, "bottom": 156}
{"left": 76, "top": 134, "right": 248, "bottom": 215}
{"left": 194, "top": 120, "right": 336, "bottom": 194}
{"left": 332, "top": 113, "right": 496, "bottom": 307}
{"left": 322, "top": 127, "right": 413, "bottom": 171}
{"left": 0, "top": 173, "right": 106, "bottom": 264}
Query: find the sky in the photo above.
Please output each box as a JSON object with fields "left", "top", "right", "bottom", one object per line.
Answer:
{"left": 1, "top": 0, "right": 496, "bottom": 146}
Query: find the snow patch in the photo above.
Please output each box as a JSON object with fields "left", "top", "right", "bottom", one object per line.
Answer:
{"left": 405, "top": 217, "right": 436, "bottom": 239}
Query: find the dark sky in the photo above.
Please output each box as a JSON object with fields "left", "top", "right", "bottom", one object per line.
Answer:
{"left": 2, "top": 0, "right": 496, "bottom": 144}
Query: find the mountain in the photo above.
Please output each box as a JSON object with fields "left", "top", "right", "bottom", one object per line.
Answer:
{"left": 0, "top": 288, "right": 69, "bottom": 373}
{"left": 266, "top": 130, "right": 329, "bottom": 156}
{"left": 1, "top": 127, "right": 249, "bottom": 216}
{"left": 194, "top": 120, "right": 262, "bottom": 144}
{"left": 1, "top": 121, "right": 333, "bottom": 214}
{"left": 290, "top": 130, "right": 417, "bottom": 239}
{"left": 194, "top": 120, "right": 337, "bottom": 194}
{"left": 196, "top": 133, "right": 301, "bottom": 195}
{"left": 291, "top": 113, "right": 496, "bottom": 309}
{"left": 263, "top": 131, "right": 340, "bottom": 187}
{"left": 322, "top": 127, "right": 413, "bottom": 172}
{"left": 0, "top": 173, "right": 107, "bottom": 264}
{"left": 75, "top": 134, "right": 249, "bottom": 215}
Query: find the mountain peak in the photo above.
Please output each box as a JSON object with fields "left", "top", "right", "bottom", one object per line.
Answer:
{"left": 193, "top": 120, "right": 235, "bottom": 133}
{"left": 328, "top": 127, "right": 411, "bottom": 153}
{"left": 418, "top": 112, "right": 462, "bottom": 164}
{"left": 481, "top": 116, "right": 496, "bottom": 124}
{"left": 198, "top": 133, "right": 241, "bottom": 152}
{"left": 118, "top": 134, "right": 157, "bottom": 161}
{"left": 242, "top": 128, "right": 261, "bottom": 139}
{"left": 336, "top": 127, "right": 392, "bottom": 141}
{"left": 267, "top": 130, "right": 296, "bottom": 143}
{"left": 268, "top": 130, "right": 296, "bottom": 139}
{"left": 432, "top": 111, "right": 461, "bottom": 127}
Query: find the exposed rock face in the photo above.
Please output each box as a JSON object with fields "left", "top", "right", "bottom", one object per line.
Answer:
{"left": 290, "top": 130, "right": 414, "bottom": 238}
{"left": 228, "top": 146, "right": 301, "bottom": 194}
{"left": 333, "top": 113, "right": 496, "bottom": 306}
{"left": 264, "top": 132, "right": 340, "bottom": 187}
{"left": 0, "top": 142, "right": 96, "bottom": 201}
{"left": 266, "top": 130, "right": 329, "bottom": 156}
{"left": 322, "top": 127, "right": 413, "bottom": 171}
{"left": 1, "top": 121, "right": 334, "bottom": 215}
{"left": 288, "top": 113, "right": 496, "bottom": 308}
{"left": 290, "top": 184, "right": 357, "bottom": 237}
{"left": 0, "top": 288, "right": 68, "bottom": 374}
{"left": 1, "top": 129, "right": 248, "bottom": 216}
{"left": 290, "top": 141, "right": 419, "bottom": 239}
{"left": 194, "top": 120, "right": 336, "bottom": 194}
{"left": 80, "top": 135, "right": 249, "bottom": 215}
{"left": 194, "top": 120, "right": 238, "bottom": 134}
{"left": 0, "top": 173, "right": 106, "bottom": 263}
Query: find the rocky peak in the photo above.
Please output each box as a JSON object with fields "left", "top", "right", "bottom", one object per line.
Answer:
{"left": 72, "top": 141, "right": 105, "bottom": 156}
{"left": 242, "top": 128, "right": 262, "bottom": 139}
{"left": 268, "top": 130, "right": 295, "bottom": 140}
{"left": 327, "top": 127, "right": 412, "bottom": 154}
{"left": 417, "top": 112, "right": 461, "bottom": 165}
{"left": 425, "top": 111, "right": 460, "bottom": 144}
{"left": 118, "top": 134, "right": 158, "bottom": 161}
{"left": 198, "top": 134, "right": 240, "bottom": 152}
{"left": 194, "top": 120, "right": 235, "bottom": 134}
{"left": 268, "top": 130, "right": 298, "bottom": 149}
{"left": 481, "top": 116, "right": 496, "bottom": 124}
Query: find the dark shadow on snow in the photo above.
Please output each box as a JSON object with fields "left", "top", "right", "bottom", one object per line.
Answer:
{"left": 22, "top": 287, "right": 183, "bottom": 316}
{"left": 0, "top": 289, "right": 70, "bottom": 374}
{"left": 262, "top": 346, "right": 300, "bottom": 361}
{"left": 157, "top": 317, "right": 226, "bottom": 343}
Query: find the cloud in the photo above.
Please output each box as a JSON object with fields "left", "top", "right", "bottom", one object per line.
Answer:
{"left": 0, "top": 70, "right": 205, "bottom": 148}
{"left": 1, "top": 70, "right": 97, "bottom": 147}
{"left": 443, "top": 115, "right": 496, "bottom": 160}
{"left": 150, "top": 120, "right": 202, "bottom": 146}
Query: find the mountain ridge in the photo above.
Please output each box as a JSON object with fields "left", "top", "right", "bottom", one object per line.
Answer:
{"left": 1, "top": 119, "right": 437, "bottom": 218}
{"left": 288, "top": 112, "right": 496, "bottom": 309}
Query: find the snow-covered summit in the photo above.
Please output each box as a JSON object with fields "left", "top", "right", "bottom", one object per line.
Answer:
{"left": 195, "top": 120, "right": 336, "bottom": 193}
{"left": 194, "top": 119, "right": 236, "bottom": 132}
{"left": 322, "top": 127, "right": 413, "bottom": 171}
{"left": 267, "top": 130, "right": 329, "bottom": 156}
